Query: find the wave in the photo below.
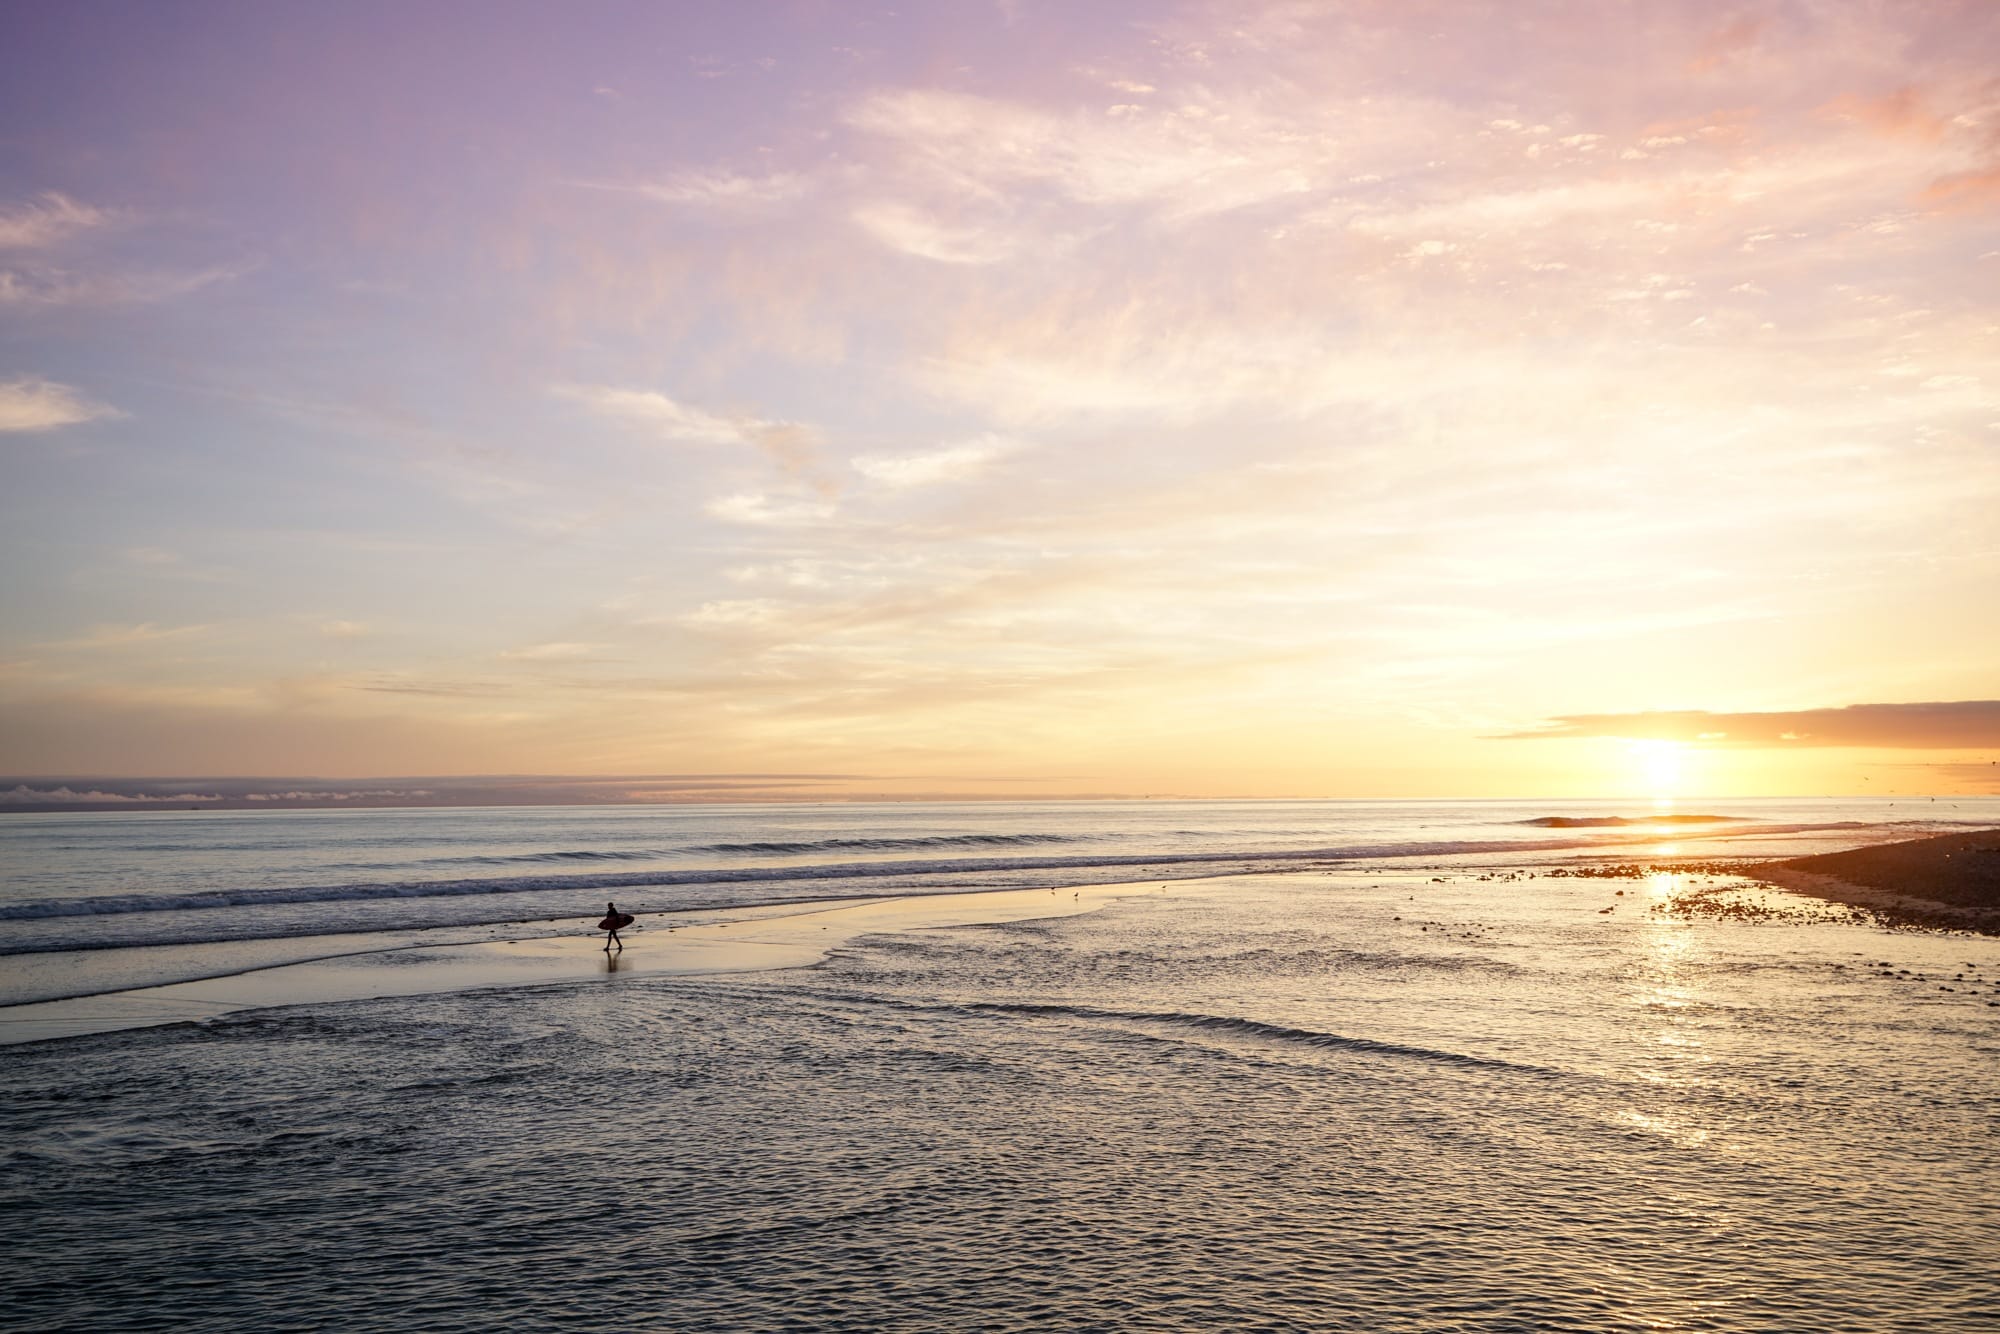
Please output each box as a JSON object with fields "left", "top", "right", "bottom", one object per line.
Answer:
{"left": 0, "top": 819, "right": 1883, "bottom": 933}
{"left": 689, "top": 832, "right": 1088, "bottom": 856}
{"left": 356, "top": 831, "right": 1092, "bottom": 871}
{"left": 1516, "top": 814, "right": 1749, "bottom": 829}
{"left": 795, "top": 988, "right": 1560, "bottom": 1075}
{"left": 1, "top": 847, "right": 1340, "bottom": 923}
{"left": 962, "top": 1002, "right": 1553, "bottom": 1074}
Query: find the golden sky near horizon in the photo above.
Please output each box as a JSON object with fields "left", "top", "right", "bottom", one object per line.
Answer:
{"left": 2, "top": 1, "right": 1997, "bottom": 800}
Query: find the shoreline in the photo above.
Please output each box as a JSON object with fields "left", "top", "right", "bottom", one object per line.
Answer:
{"left": 0, "top": 880, "right": 1171, "bottom": 1047}
{"left": 1747, "top": 829, "right": 2000, "bottom": 934}
{"left": 0, "top": 816, "right": 1923, "bottom": 971}
{"left": 10, "top": 825, "right": 1998, "bottom": 1045}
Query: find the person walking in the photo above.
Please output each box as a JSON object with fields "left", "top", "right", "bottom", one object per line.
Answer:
{"left": 598, "top": 901, "right": 634, "bottom": 951}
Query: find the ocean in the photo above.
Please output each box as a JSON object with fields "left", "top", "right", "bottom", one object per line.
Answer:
{"left": 3, "top": 797, "right": 1998, "bottom": 1330}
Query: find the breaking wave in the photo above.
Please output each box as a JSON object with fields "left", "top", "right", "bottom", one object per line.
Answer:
{"left": 377, "top": 832, "right": 1093, "bottom": 870}
{"left": 0, "top": 847, "right": 1350, "bottom": 923}
{"left": 0, "top": 821, "right": 1842, "bottom": 927}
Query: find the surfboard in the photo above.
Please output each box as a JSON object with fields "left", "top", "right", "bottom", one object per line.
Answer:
{"left": 598, "top": 913, "right": 634, "bottom": 931}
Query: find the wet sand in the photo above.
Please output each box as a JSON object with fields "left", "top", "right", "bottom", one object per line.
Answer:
{"left": 0, "top": 881, "right": 1162, "bottom": 1046}
{"left": 1751, "top": 829, "right": 2000, "bottom": 933}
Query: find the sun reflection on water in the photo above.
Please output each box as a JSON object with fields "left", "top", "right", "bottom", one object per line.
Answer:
{"left": 1628, "top": 876, "right": 1717, "bottom": 1142}
{"left": 1616, "top": 1108, "right": 1714, "bottom": 1149}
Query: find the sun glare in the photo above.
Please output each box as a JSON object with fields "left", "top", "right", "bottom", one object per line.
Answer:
{"left": 1628, "top": 740, "right": 1686, "bottom": 799}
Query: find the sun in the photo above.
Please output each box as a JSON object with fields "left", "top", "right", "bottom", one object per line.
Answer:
{"left": 1628, "top": 739, "right": 1686, "bottom": 801}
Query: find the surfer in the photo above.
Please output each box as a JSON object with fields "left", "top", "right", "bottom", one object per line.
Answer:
{"left": 598, "top": 901, "right": 634, "bottom": 951}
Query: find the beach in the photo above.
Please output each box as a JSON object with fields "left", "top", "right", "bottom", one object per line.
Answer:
{"left": 5, "top": 800, "right": 2000, "bottom": 1330}
{"left": 0, "top": 883, "right": 1142, "bottom": 1045}
{"left": 1749, "top": 829, "right": 2000, "bottom": 933}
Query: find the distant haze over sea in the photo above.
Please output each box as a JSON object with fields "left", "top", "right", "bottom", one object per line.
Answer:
{"left": 0, "top": 775, "right": 1254, "bottom": 811}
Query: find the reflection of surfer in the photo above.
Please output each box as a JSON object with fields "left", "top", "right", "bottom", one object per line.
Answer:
{"left": 598, "top": 901, "right": 634, "bottom": 952}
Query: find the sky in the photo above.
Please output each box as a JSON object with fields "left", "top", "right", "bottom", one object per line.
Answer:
{"left": 2, "top": 0, "right": 1997, "bottom": 803}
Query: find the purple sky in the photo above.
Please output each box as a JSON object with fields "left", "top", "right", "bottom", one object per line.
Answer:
{"left": 3, "top": 1, "right": 1997, "bottom": 797}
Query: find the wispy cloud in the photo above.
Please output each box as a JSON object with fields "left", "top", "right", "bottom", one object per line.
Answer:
{"left": 0, "top": 191, "right": 115, "bottom": 248}
{"left": 844, "top": 87, "right": 1327, "bottom": 216}
{"left": 681, "top": 599, "right": 787, "bottom": 630}
{"left": 851, "top": 435, "right": 1022, "bottom": 488}
{"left": 608, "top": 168, "right": 813, "bottom": 212}
{"left": 0, "top": 262, "right": 247, "bottom": 308}
{"left": 498, "top": 641, "right": 612, "bottom": 661}
{"left": 39, "top": 623, "right": 210, "bottom": 651}
{"left": 555, "top": 383, "right": 773, "bottom": 445}
{"left": 1496, "top": 701, "right": 2000, "bottom": 749}
{"left": 0, "top": 189, "right": 246, "bottom": 310}
{"left": 704, "top": 492, "right": 838, "bottom": 527}
{"left": 552, "top": 384, "right": 824, "bottom": 488}
{"left": 849, "top": 201, "right": 1029, "bottom": 265}
{"left": 0, "top": 376, "right": 119, "bottom": 433}
{"left": 115, "top": 547, "right": 239, "bottom": 584}
{"left": 354, "top": 676, "right": 511, "bottom": 698}
{"left": 837, "top": 85, "right": 1333, "bottom": 263}
{"left": 553, "top": 384, "right": 820, "bottom": 476}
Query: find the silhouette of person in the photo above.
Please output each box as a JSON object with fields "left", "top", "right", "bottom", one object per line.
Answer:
{"left": 598, "top": 901, "right": 633, "bottom": 951}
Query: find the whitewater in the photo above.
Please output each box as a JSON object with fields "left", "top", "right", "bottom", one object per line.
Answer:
{"left": 5, "top": 797, "right": 1987, "bottom": 964}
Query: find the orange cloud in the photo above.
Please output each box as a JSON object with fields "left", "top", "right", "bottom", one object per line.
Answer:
{"left": 1824, "top": 86, "right": 1950, "bottom": 143}
{"left": 1923, "top": 167, "right": 2000, "bottom": 211}
{"left": 1497, "top": 701, "right": 2000, "bottom": 749}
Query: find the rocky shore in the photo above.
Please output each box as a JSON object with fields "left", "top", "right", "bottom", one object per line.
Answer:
{"left": 1753, "top": 829, "right": 2000, "bottom": 934}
